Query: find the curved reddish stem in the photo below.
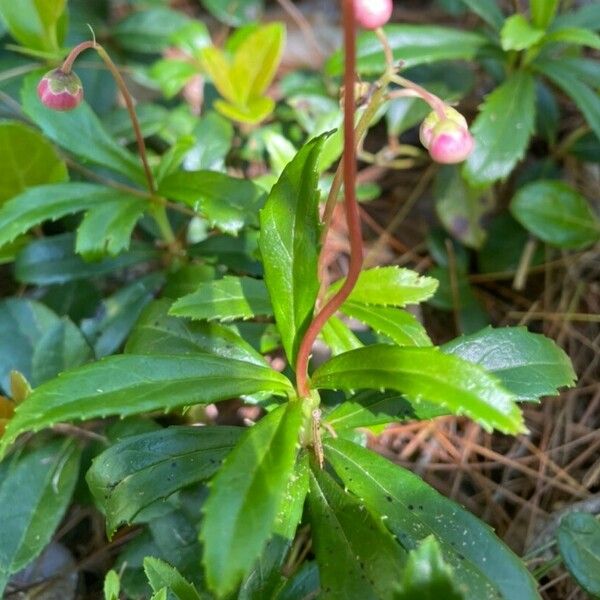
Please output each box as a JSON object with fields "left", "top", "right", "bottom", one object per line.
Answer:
{"left": 295, "top": 0, "right": 362, "bottom": 398}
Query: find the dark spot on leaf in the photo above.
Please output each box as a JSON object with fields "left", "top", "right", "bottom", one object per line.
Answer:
{"left": 408, "top": 504, "right": 414, "bottom": 510}
{"left": 386, "top": 495, "right": 392, "bottom": 502}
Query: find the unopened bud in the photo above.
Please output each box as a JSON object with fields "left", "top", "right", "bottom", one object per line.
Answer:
{"left": 354, "top": 0, "right": 393, "bottom": 30}
{"left": 420, "top": 107, "right": 474, "bottom": 164}
{"left": 37, "top": 68, "right": 83, "bottom": 111}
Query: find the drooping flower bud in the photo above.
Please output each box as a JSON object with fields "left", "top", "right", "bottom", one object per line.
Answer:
{"left": 354, "top": 0, "right": 393, "bottom": 30}
{"left": 419, "top": 106, "right": 474, "bottom": 164}
{"left": 37, "top": 68, "right": 83, "bottom": 111}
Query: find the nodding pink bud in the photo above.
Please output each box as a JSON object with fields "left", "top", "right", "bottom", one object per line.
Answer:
{"left": 419, "top": 107, "right": 474, "bottom": 164}
{"left": 37, "top": 68, "right": 83, "bottom": 111}
{"left": 354, "top": 0, "right": 393, "bottom": 30}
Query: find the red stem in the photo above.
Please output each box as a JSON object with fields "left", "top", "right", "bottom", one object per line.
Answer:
{"left": 295, "top": 0, "right": 362, "bottom": 398}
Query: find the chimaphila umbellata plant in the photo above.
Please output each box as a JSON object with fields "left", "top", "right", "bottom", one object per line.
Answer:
{"left": 0, "top": 0, "right": 577, "bottom": 598}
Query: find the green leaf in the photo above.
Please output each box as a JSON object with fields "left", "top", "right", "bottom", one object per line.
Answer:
{"left": 331, "top": 267, "right": 438, "bottom": 308}
{"left": 113, "top": 8, "right": 189, "bottom": 53}
{"left": 0, "top": 121, "right": 67, "bottom": 205}
{"left": 0, "top": 298, "right": 91, "bottom": 391}
{"left": 0, "top": 0, "right": 66, "bottom": 51}
{"left": 308, "top": 465, "right": 406, "bottom": 599}
{"left": 0, "top": 439, "right": 81, "bottom": 595}
{"left": 531, "top": 0, "right": 559, "bottom": 29}
{"left": 150, "top": 58, "right": 198, "bottom": 99}
{"left": 500, "top": 15, "right": 545, "bottom": 51}
{"left": 458, "top": 0, "right": 504, "bottom": 30}
{"left": 259, "top": 135, "right": 327, "bottom": 364}
{"left": 75, "top": 195, "right": 147, "bottom": 259}
{"left": 88, "top": 426, "right": 241, "bottom": 534}
{"left": 81, "top": 274, "right": 164, "bottom": 358}
{"left": 21, "top": 73, "right": 145, "bottom": 186}
{"left": 0, "top": 354, "right": 293, "bottom": 457}
{"left": 126, "top": 299, "right": 265, "bottom": 366}
{"left": 15, "top": 234, "right": 158, "bottom": 285}
{"left": 552, "top": 5, "right": 600, "bottom": 31}
{"left": 144, "top": 557, "right": 202, "bottom": 600}
{"left": 200, "top": 0, "right": 263, "bottom": 26}
{"left": 326, "top": 25, "right": 488, "bottom": 76}
{"left": 104, "top": 570, "right": 120, "bottom": 600}
{"left": 159, "top": 170, "right": 264, "bottom": 235}
{"left": 341, "top": 302, "right": 432, "bottom": 347}
{"left": 543, "top": 27, "right": 600, "bottom": 50}
{"left": 0, "top": 183, "right": 117, "bottom": 249}
{"left": 464, "top": 71, "right": 536, "bottom": 188}
{"left": 533, "top": 58, "right": 600, "bottom": 141}
{"left": 510, "top": 180, "right": 600, "bottom": 249}
{"left": 396, "top": 536, "right": 465, "bottom": 599}
{"left": 201, "top": 401, "right": 303, "bottom": 597}
{"left": 324, "top": 439, "right": 541, "bottom": 600}
{"left": 183, "top": 112, "right": 234, "bottom": 172}
{"left": 443, "top": 327, "right": 576, "bottom": 401}
{"left": 557, "top": 512, "right": 600, "bottom": 598}
{"left": 169, "top": 276, "right": 272, "bottom": 322}
{"left": 321, "top": 316, "right": 363, "bottom": 357}
{"left": 313, "top": 345, "right": 524, "bottom": 433}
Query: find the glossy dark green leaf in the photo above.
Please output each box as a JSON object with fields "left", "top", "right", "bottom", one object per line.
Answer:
{"left": 510, "top": 180, "right": 600, "bottom": 249}
{"left": 332, "top": 267, "right": 438, "bottom": 308}
{"left": 313, "top": 345, "right": 524, "bottom": 433}
{"left": 190, "top": 233, "right": 262, "bottom": 277}
{"left": 143, "top": 557, "right": 202, "bottom": 600}
{"left": 458, "top": 0, "right": 504, "bottom": 30}
{"left": 169, "top": 276, "right": 272, "bottom": 322}
{"left": 75, "top": 195, "right": 147, "bottom": 259}
{"left": 325, "top": 439, "right": 541, "bottom": 600}
{"left": 464, "top": 71, "right": 536, "bottom": 188}
{"left": 341, "top": 302, "right": 432, "bottom": 347}
{"left": 21, "top": 73, "right": 145, "bottom": 186}
{"left": 0, "top": 121, "right": 67, "bottom": 204}
{"left": 500, "top": 15, "right": 545, "bottom": 51}
{"left": 15, "top": 234, "right": 158, "bottom": 285}
{"left": 0, "top": 0, "right": 65, "bottom": 51}
{"left": 113, "top": 8, "right": 189, "bottom": 53}
{"left": 0, "top": 439, "right": 81, "bottom": 595}
{"left": 201, "top": 401, "right": 303, "bottom": 597}
{"left": 443, "top": 327, "right": 576, "bottom": 401}
{"left": 396, "top": 536, "right": 465, "bottom": 600}
{"left": 183, "top": 112, "right": 234, "bottom": 172}
{"left": 159, "top": 170, "right": 264, "bottom": 235}
{"left": 81, "top": 274, "right": 164, "bottom": 358}
{"left": 326, "top": 25, "right": 488, "bottom": 76}
{"left": 200, "top": 0, "right": 263, "bottom": 26}
{"left": 126, "top": 299, "right": 265, "bottom": 366}
{"left": 87, "top": 426, "right": 242, "bottom": 535}
{"left": 259, "top": 135, "right": 326, "bottom": 364}
{"left": 557, "top": 512, "right": 600, "bottom": 598}
{"left": 308, "top": 465, "right": 406, "bottom": 599}
{"left": 0, "top": 354, "right": 293, "bottom": 457}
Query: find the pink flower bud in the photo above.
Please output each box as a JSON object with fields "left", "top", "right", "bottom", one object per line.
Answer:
{"left": 419, "top": 107, "right": 474, "bottom": 164}
{"left": 354, "top": 0, "right": 393, "bottom": 30}
{"left": 37, "top": 68, "right": 83, "bottom": 111}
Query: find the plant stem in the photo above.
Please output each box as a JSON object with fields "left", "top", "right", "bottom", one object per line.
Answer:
{"left": 295, "top": 0, "right": 362, "bottom": 398}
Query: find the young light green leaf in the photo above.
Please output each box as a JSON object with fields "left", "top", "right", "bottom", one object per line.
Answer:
{"left": 0, "top": 439, "right": 81, "bottom": 596}
{"left": 313, "top": 345, "right": 524, "bottom": 434}
{"left": 531, "top": 0, "right": 559, "bottom": 29}
{"left": 458, "top": 0, "right": 504, "bottom": 30}
{"left": 259, "top": 135, "right": 327, "bottom": 364}
{"left": 169, "top": 276, "right": 272, "bottom": 322}
{"left": 396, "top": 536, "right": 465, "bottom": 600}
{"left": 557, "top": 512, "right": 600, "bottom": 598}
{"left": 159, "top": 170, "right": 264, "bottom": 235}
{"left": 201, "top": 401, "right": 303, "bottom": 597}
{"left": 500, "top": 15, "right": 545, "bottom": 51}
{"left": 443, "top": 327, "right": 576, "bottom": 401}
{"left": 308, "top": 465, "right": 407, "bottom": 599}
{"left": 325, "top": 439, "right": 541, "bottom": 600}
{"left": 326, "top": 25, "right": 488, "bottom": 76}
{"left": 341, "top": 302, "right": 432, "bottom": 347}
{"left": 126, "top": 299, "right": 265, "bottom": 366}
{"left": 143, "top": 557, "right": 202, "bottom": 600}
{"left": 464, "top": 71, "right": 536, "bottom": 188}
{"left": 0, "top": 121, "right": 67, "bottom": 205}
{"left": 510, "top": 180, "right": 600, "bottom": 249}
{"left": 103, "top": 570, "right": 120, "bottom": 600}
{"left": 0, "top": 354, "right": 293, "bottom": 457}
{"left": 331, "top": 267, "right": 438, "bottom": 308}
{"left": 22, "top": 74, "right": 145, "bottom": 186}
{"left": 87, "top": 426, "right": 242, "bottom": 535}
{"left": 75, "top": 195, "right": 147, "bottom": 259}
